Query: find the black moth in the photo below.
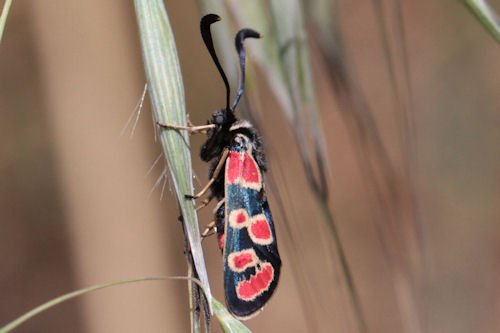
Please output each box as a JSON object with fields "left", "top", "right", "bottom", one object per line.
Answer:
{"left": 158, "top": 14, "right": 281, "bottom": 320}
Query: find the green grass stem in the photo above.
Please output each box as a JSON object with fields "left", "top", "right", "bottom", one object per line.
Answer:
{"left": 0, "top": 0, "right": 13, "bottom": 43}
{"left": 462, "top": 0, "right": 500, "bottom": 42}
{"left": 134, "top": 0, "right": 212, "bottom": 321}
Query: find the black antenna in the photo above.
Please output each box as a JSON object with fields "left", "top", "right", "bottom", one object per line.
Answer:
{"left": 231, "top": 29, "right": 261, "bottom": 111}
{"left": 200, "top": 14, "right": 230, "bottom": 112}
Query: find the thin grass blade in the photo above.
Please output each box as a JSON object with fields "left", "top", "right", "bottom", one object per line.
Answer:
{"left": 0, "top": 276, "right": 185, "bottom": 333}
{"left": 0, "top": 0, "right": 14, "bottom": 43}
{"left": 212, "top": 298, "right": 252, "bottom": 333}
{"left": 462, "top": 0, "right": 500, "bottom": 42}
{"left": 134, "top": 0, "right": 212, "bottom": 316}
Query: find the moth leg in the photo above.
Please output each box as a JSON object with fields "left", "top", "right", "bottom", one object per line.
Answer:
{"left": 186, "top": 114, "right": 195, "bottom": 127}
{"left": 186, "top": 149, "right": 229, "bottom": 199}
{"left": 213, "top": 198, "right": 225, "bottom": 211}
{"left": 201, "top": 197, "right": 225, "bottom": 240}
{"left": 196, "top": 195, "right": 213, "bottom": 211}
{"left": 201, "top": 221, "right": 216, "bottom": 240}
{"left": 156, "top": 121, "right": 215, "bottom": 134}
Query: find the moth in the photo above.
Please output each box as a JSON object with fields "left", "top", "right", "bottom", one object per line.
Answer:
{"left": 158, "top": 14, "right": 281, "bottom": 319}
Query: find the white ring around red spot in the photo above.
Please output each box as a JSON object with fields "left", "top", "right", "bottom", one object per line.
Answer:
{"left": 227, "top": 249, "right": 258, "bottom": 273}
{"left": 240, "top": 154, "right": 262, "bottom": 191}
{"left": 248, "top": 214, "right": 273, "bottom": 245}
{"left": 226, "top": 151, "right": 262, "bottom": 191}
{"left": 228, "top": 209, "right": 250, "bottom": 229}
{"left": 235, "top": 262, "right": 274, "bottom": 301}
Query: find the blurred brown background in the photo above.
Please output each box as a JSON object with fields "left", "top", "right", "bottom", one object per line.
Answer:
{"left": 1, "top": 1, "right": 499, "bottom": 332}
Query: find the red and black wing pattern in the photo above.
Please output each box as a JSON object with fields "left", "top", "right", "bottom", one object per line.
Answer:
{"left": 221, "top": 136, "right": 281, "bottom": 319}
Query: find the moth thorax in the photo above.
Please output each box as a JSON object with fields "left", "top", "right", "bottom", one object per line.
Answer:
{"left": 229, "top": 120, "right": 252, "bottom": 132}
{"left": 232, "top": 134, "right": 252, "bottom": 154}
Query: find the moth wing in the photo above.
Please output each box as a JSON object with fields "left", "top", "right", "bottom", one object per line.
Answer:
{"left": 223, "top": 148, "right": 281, "bottom": 319}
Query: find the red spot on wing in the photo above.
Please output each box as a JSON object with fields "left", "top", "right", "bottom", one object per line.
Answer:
{"left": 232, "top": 253, "right": 255, "bottom": 269}
{"left": 236, "top": 212, "right": 247, "bottom": 224}
{"left": 236, "top": 263, "right": 274, "bottom": 301}
{"left": 229, "top": 209, "right": 249, "bottom": 229}
{"left": 227, "top": 152, "right": 243, "bottom": 184}
{"left": 242, "top": 154, "right": 260, "bottom": 185}
{"left": 250, "top": 218, "right": 272, "bottom": 240}
{"left": 218, "top": 233, "right": 225, "bottom": 251}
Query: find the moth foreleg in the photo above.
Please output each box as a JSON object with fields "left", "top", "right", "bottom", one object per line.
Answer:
{"left": 156, "top": 121, "right": 215, "bottom": 134}
{"left": 185, "top": 149, "right": 229, "bottom": 199}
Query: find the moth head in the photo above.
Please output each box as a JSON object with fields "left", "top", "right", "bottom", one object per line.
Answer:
{"left": 210, "top": 108, "right": 236, "bottom": 129}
